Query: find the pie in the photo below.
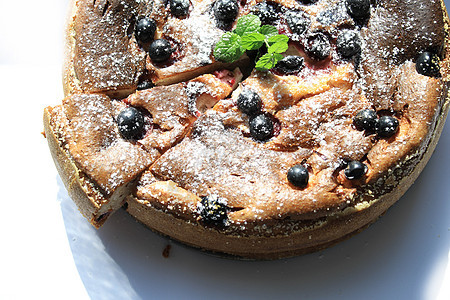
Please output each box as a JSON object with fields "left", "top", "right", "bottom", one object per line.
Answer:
{"left": 43, "top": 0, "right": 450, "bottom": 259}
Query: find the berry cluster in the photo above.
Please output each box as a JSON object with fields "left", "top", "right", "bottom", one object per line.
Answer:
{"left": 134, "top": 16, "right": 173, "bottom": 64}
{"left": 237, "top": 89, "right": 276, "bottom": 142}
{"left": 134, "top": 0, "right": 441, "bottom": 198}
{"left": 353, "top": 109, "right": 399, "bottom": 138}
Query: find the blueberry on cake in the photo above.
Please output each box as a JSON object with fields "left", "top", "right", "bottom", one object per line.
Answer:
{"left": 44, "top": 0, "right": 450, "bottom": 259}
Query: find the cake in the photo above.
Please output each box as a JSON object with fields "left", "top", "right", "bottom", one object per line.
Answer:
{"left": 44, "top": 0, "right": 450, "bottom": 259}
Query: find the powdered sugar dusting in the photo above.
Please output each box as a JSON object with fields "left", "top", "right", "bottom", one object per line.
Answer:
{"left": 55, "top": 0, "right": 448, "bottom": 239}
{"left": 74, "top": 0, "right": 147, "bottom": 92}
{"left": 62, "top": 93, "right": 154, "bottom": 195}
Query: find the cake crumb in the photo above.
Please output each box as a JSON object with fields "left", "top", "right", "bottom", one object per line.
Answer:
{"left": 162, "top": 244, "right": 172, "bottom": 258}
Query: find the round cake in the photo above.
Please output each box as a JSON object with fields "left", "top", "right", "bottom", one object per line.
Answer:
{"left": 44, "top": 0, "right": 450, "bottom": 259}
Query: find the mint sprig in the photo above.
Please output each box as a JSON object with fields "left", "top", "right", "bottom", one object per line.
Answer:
{"left": 233, "top": 14, "right": 261, "bottom": 36}
{"left": 240, "top": 32, "right": 265, "bottom": 50}
{"left": 255, "top": 53, "right": 284, "bottom": 70}
{"left": 213, "top": 14, "right": 289, "bottom": 71}
{"left": 213, "top": 32, "right": 243, "bottom": 63}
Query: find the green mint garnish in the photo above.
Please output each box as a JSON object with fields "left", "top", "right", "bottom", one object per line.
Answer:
{"left": 259, "top": 25, "right": 278, "bottom": 38}
{"left": 234, "top": 14, "right": 261, "bottom": 36}
{"left": 213, "top": 14, "right": 289, "bottom": 71}
{"left": 213, "top": 32, "right": 243, "bottom": 63}
{"left": 267, "top": 34, "right": 289, "bottom": 45}
{"left": 267, "top": 37, "right": 289, "bottom": 54}
{"left": 240, "top": 32, "right": 266, "bottom": 50}
{"left": 255, "top": 53, "right": 283, "bottom": 71}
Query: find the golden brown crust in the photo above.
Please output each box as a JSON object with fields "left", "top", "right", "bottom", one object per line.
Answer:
{"left": 44, "top": 106, "right": 107, "bottom": 227}
{"left": 62, "top": 0, "right": 80, "bottom": 97}
{"left": 46, "top": 0, "right": 450, "bottom": 258}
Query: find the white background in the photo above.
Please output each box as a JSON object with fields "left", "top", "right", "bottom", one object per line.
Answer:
{"left": 0, "top": 1, "right": 449, "bottom": 299}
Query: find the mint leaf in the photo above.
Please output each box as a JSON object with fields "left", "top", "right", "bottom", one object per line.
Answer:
{"left": 213, "top": 15, "right": 290, "bottom": 67}
{"left": 213, "top": 32, "right": 243, "bottom": 63}
{"left": 255, "top": 53, "right": 284, "bottom": 71}
{"left": 241, "top": 32, "right": 266, "bottom": 51}
{"left": 268, "top": 41, "right": 289, "bottom": 54}
{"left": 268, "top": 34, "right": 289, "bottom": 45}
{"left": 234, "top": 14, "right": 261, "bottom": 36}
{"left": 259, "top": 25, "right": 278, "bottom": 38}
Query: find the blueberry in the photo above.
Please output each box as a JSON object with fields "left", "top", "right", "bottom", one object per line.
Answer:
{"left": 317, "top": 5, "right": 348, "bottom": 26}
{"left": 134, "top": 17, "right": 157, "bottom": 44}
{"left": 346, "top": 0, "right": 371, "bottom": 20}
{"left": 416, "top": 52, "right": 441, "bottom": 78}
{"left": 117, "top": 107, "right": 146, "bottom": 140}
{"left": 286, "top": 11, "right": 310, "bottom": 36}
{"left": 137, "top": 80, "right": 154, "bottom": 91}
{"left": 213, "top": 0, "right": 239, "bottom": 23}
{"left": 198, "top": 196, "right": 229, "bottom": 226}
{"left": 287, "top": 165, "right": 309, "bottom": 188}
{"left": 336, "top": 30, "right": 361, "bottom": 58}
{"left": 274, "top": 55, "right": 304, "bottom": 75}
{"left": 344, "top": 161, "right": 368, "bottom": 180}
{"left": 149, "top": 39, "right": 173, "bottom": 63}
{"left": 376, "top": 116, "right": 399, "bottom": 138}
{"left": 353, "top": 109, "right": 377, "bottom": 132}
{"left": 237, "top": 88, "right": 262, "bottom": 115}
{"left": 252, "top": 2, "right": 277, "bottom": 24}
{"left": 170, "top": 0, "right": 190, "bottom": 17}
{"left": 297, "top": 0, "right": 318, "bottom": 4}
{"left": 249, "top": 113, "right": 274, "bottom": 141}
{"left": 305, "top": 32, "right": 331, "bottom": 61}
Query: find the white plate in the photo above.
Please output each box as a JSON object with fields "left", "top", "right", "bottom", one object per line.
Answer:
{"left": 1, "top": 0, "right": 449, "bottom": 298}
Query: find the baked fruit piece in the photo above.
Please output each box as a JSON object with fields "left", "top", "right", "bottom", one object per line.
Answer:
{"left": 44, "top": 0, "right": 450, "bottom": 259}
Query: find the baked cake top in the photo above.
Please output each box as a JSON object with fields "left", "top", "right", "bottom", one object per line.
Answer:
{"left": 55, "top": 0, "right": 449, "bottom": 230}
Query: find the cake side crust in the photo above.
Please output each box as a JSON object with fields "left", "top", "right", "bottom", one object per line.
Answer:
{"left": 44, "top": 106, "right": 105, "bottom": 227}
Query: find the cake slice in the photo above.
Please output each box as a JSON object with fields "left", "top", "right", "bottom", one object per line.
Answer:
{"left": 44, "top": 69, "right": 241, "bottom": 227}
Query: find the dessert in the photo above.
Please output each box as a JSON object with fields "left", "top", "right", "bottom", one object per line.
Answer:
{"left": 44, "top": 0, "right": 450, "bottom": 259}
